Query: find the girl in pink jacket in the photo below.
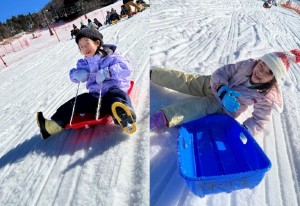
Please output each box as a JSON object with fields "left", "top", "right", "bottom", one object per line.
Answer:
{"left": 150, "top": 49, "right": 300, "bottom": 136}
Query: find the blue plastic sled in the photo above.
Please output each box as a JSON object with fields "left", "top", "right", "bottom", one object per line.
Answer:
{"left": 178, "top": 114, "right": 272, "bottom": 197}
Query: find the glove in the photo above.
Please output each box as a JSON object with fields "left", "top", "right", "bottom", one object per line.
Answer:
{"left": 217, "top": 85, "right": 241, "bottom": 112}
{"left": 74, "top": 69, "right": 89, "bottom": 82}
{"left": 76, "top": 59, "right": 89, "bottom": 69}
{"left": 96, "top": 68, "right": 110, "bottom": 84}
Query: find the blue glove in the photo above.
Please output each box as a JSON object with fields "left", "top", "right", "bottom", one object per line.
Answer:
{"left": 76, "top": 59, "right": 89, "bottom": 70}
{"left": 217, "top": 85, "right": 241, "bottom": 112}
{"left": 74, "top": 69, "right": 89, "bottom": 82}
{"left": 96, "top": 68, "right": 110, "bottom": 84}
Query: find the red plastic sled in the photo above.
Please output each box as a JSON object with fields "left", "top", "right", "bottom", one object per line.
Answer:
{"left": 65, "top": 81, "right": 134, "bottom": 130}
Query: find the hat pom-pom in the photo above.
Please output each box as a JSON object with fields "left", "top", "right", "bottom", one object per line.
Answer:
{"left": 291, "top": 49, "right": 300, "bottom": 63}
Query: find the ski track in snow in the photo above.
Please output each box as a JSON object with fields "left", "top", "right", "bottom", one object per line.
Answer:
{"left": 0, "top": 4, "right": 149, "bottom": 206}
{"left": 150, "top": 0, "right": 300, "bottom": 205}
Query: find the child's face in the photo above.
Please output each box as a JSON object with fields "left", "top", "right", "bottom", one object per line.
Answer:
{"left": 78, "top": 37, "right": 100, "bottom": 57}
{"left": 251, "top": 60, "right": 274, "bottom": 84}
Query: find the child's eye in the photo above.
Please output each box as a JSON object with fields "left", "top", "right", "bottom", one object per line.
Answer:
{"left": 265, "top": 71, "right": 272, "bottom": 75}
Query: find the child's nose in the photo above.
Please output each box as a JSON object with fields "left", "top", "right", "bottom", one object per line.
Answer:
{"left": 257, "top": 70, "right": 263, "bottom": 76}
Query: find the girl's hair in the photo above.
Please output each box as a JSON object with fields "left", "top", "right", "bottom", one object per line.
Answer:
{"left": 259, "top": 77, "right": 278, "bottom": 95}
{"left": 95, "top": 43, "right": 108, "bottom": 57}
{"left": 248, "top": 60, "right": 279, "bottom": 95}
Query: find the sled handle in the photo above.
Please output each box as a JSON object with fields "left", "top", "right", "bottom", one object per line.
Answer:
{"left": 69, "top": 83, "right": 81, "bottom": 126}
{"left": 95, "top": 81, "right": 103, "bottom": 120}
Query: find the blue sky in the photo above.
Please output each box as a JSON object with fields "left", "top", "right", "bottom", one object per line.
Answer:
{"left": 0, "top": 0, "right": 50, "bottom": 23}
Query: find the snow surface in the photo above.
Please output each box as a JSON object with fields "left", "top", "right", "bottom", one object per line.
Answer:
{"left": 1, "top": 0, "right": 300, "bottom": 205}
{"left": 0, "top": 1, "right": 149, "bottom": 206}
{"left": 150, "top": 0, "right": 300, "bottom": 206}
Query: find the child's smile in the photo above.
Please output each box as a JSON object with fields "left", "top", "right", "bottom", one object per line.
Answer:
{"left": 85, "top": 50, "right": 92, "bottom": 55}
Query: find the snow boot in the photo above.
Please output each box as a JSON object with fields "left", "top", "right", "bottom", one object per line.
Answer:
{"left": 36, "top": 112, "right": 62, "bottom": 139}
{"left": 111, "top": 102, "right": 137, "bottom": 134}
{"left": 150, "top": 110, "right": 168, "bottom": 131}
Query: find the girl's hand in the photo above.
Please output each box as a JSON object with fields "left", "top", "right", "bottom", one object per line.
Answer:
{"left": 217, "top": 85, "right": 241, "bottom": 112}
{"left": 74, "top": 69, "right": 89, "bottom": 82}
{"left": 96, "top": 68, "right": 110, "bottom": 84}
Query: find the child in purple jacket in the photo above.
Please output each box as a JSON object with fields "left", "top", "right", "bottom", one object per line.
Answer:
{"left": 37, "top": 29, "right": 136, "bottom": 139}
{"left": 151, "top": 49, "right": 300, "bottom": 136}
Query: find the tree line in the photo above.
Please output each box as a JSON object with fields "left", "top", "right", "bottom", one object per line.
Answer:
{"left": 0, "top": 0, "right": 116, "bottom": 39}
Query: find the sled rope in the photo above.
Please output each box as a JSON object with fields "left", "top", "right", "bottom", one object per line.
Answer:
{"left": 69, "top": 82, "right": 81, "bottom": 125}
{"left": 95, "top": 81, "right": 103, "bottom": 120}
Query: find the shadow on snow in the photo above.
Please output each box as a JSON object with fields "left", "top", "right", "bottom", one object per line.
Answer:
{"left": 0, "top": 124, "right": 128, "bottom": 173}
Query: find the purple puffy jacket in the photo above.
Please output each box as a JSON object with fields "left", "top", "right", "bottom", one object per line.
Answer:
{"left": 69, "top": 45, "right": 131, "bottom": 97}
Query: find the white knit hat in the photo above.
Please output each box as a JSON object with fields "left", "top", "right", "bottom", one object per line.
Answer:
{"left": 260, "top": 49, "right": 300, "bottom": 83}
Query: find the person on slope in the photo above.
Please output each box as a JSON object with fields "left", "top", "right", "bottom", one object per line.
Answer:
{"left": 263, "top": 0, "right": 278, "bottom": 8}
{"left": 93, "top": 18, "right": 103, "bottom": 28}
{"left": 136, "top": 0, "right": 150, "bottom": 8}
{"left": 79, "top": 22, "right": 87, "bottom": 29}
{"left": 150, "top": 49, "right": 300, "bottom": 136}
{"left": 105, "top": 11, "right": 112, "bottom": 25}
{"left": 123, "top": 0, "right": 141, "bottom": 17}
{"left": 37, "top": 29, "right": 136, "bottom": 139}
{"left": 120, "top": 5, "right": 130, "bottom": 17}
{"left": 110, "top": 8, "right": 121, "bottom": 23}
{"left": 136, "top": 0, "right": 146, "bottom": 12}
{"left": 70, "top": 24, "right": 80, "bottom": 39}
{"left": 87, "top": 19, "right": 98, "bottom": 30}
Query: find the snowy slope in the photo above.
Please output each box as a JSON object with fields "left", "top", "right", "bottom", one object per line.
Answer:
{"left": 0, "top": 3, "right": 149, "bottom": 206}
{"left": 150, "top": 0, "right": 300, "bottom": 205}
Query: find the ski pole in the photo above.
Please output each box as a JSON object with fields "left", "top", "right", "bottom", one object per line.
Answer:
{"left": 95, "top": 81, "right": 103, "bottom": 120}
{"left": 69, "top": 82, "right": 81, "bottom": 125}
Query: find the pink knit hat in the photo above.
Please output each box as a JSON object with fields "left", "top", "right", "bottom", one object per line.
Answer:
{"left": 260, "top": 49, "right": 300, "bottom": 83}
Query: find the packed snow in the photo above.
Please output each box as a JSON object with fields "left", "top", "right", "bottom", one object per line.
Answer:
{"left": 150, "top": 0, "right": 300, "bottom": 206}
{"left": 0, "top": 1, "right": 149, "bottom": 206}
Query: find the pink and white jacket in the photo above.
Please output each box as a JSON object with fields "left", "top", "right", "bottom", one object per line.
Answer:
{"left": 210, "top": 59, "right": 282, "bottom": 136}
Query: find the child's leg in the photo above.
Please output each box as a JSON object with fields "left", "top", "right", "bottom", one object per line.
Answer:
{"left": 161, "top": 96, "right": 221, "bottom": 127}
{"left": 51, "top": 93, "right": 99, "bottom": 128}
{"left": 101, "top": 88, "right": 136, "bottom": 134}
{"left": 150, "top": 110, "right": 168, "bottom": 131}
{"left": 100, "top": 88, "right": 134, "bottom": 115}
{"left": 38, "top": 93, "right": 99, "bottom": 139}
{"left": 151, "top": 68, "right": 212, "bottom": 97}
{"left": 37, "top": 112, "right": 62, "bottom": 139}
